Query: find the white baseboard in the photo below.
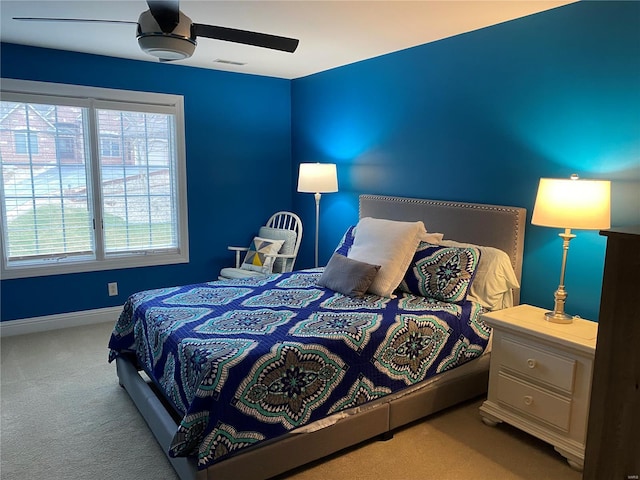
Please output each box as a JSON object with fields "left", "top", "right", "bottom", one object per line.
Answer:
{"left": 0, "top": 305, "right": 123, "bottom": 337}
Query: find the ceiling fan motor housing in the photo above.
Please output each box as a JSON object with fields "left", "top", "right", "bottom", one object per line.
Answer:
{"left": 137, "top": 9, "right": 196, "bottom": 60}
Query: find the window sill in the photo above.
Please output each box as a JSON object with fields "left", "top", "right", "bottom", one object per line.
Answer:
{"left": 1, "top": 251, "right": 189, "bottom": 280}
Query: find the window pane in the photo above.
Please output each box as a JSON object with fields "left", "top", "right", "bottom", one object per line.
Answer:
{"left": 0, "top": 102, "right": 93, "bottom": 261}
{"left": 97, "top": 109, "right": 178, "bottom": 254}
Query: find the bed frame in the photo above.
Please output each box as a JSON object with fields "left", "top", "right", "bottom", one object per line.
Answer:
{"left": 115, "top": 194, "right": 526, "bottom": 480}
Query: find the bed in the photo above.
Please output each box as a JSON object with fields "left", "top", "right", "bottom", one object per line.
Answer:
{"left": 108, "top": 194, "right": 526, "bottom": 480}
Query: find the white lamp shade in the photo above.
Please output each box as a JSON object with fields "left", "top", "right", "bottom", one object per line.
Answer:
{"left": 297, "top": 163, "right": 338, "bottom": 193}
{"left": 532, "top": 177, "right": 611, "bottom": 230}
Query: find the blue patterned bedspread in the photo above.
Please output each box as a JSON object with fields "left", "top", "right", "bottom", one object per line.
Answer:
{"left": 108, "top": 269, "right": 489, "bottom": 470}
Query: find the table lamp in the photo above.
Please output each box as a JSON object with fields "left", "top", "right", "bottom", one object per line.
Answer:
{"left": 531, "top": 174, "right": 611, "bottom": 323}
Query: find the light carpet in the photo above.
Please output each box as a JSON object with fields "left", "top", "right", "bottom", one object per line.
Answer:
{"left": 1, "top": 321, "right": 582, "bottom": 480}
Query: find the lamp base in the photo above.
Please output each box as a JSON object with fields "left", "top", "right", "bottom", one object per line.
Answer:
{"left": 544, "top": 311, "right": 574, "bottom": 324}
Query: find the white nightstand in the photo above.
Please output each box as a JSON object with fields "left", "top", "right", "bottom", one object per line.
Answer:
{"left": 479, "top": 304, "right": 598, "bottom": 471}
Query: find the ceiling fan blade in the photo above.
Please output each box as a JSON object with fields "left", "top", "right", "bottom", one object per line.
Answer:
{"left": 13, "top": 17, "right": 136, "bottom": 25}
{"left": 146, "top": 0, "right": 180, "bottom": 33}
{"left": 193, "top": 23, "right": 299, "bottom": 53}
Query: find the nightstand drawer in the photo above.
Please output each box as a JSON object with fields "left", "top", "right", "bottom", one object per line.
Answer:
{"left": 497, "top": 372, "right": 572, "bottom": 431}
{"left": 501, "top": 337, "right": 576, "bottom": 392}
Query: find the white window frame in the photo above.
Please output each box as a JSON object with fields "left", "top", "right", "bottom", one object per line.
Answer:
{"left": 0, "top": 79, "right": 189, "bottom": 279}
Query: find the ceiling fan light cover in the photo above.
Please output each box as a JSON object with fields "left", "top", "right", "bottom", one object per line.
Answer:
{"left": 137, "top": 9, "right": 195, "bottom": 60}
{"left": 137, "top": 34, "right": 196, "bottom": 60}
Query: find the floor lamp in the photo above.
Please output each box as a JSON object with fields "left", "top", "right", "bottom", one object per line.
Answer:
{"left": 531, "top": 174, "right": 610, "bottom": 323}
{"left": 297, "top": 163, "right": 338, "bottom": 268}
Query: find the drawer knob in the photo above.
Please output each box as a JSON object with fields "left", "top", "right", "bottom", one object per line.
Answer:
{"left": 523, "top": 395, "right": 533, "bottom": 406}
{"left": 527, "top": 358, "right": 537, "bottom": 369}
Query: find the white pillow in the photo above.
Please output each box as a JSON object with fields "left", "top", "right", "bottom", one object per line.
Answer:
{"left": 440, "top": 240, "right": 519, "bottom": 310}
{"left": 347, "top": 217, "right": 427, "bottom": 297}
{"left": 420, "top": 231, "right": 444, "bottom": 244}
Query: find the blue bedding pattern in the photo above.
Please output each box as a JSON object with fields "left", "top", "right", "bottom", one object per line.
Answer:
{"left": 108, "top": 269, "right": 489, "bottom": 470}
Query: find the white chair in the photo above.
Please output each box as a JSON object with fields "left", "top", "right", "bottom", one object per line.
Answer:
{"left": 218, "top": 211, "right": 303, "bottom": 280}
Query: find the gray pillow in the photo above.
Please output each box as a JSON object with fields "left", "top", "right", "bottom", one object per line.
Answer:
{"left": 258, "top": 226, "right": 297, "bottom": 272}
{"left": 317, "top": 253, "right": 381, "bottom": 297}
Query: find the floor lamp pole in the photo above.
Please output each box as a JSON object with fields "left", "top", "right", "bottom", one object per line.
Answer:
{"left": 314, "top": 192, "right": 321, "bottom": 268}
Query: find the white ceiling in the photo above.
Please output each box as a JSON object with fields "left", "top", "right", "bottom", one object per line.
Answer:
{"left": 1, "top": 0, "right": 575, "bottom": 79}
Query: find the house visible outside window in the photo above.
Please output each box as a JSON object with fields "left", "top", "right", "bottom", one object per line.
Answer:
{"left": 14, "top": 130, "right": 39, "bottom": 154}
{"left": 0, "top": 79, "right": 189, "bottom": 279}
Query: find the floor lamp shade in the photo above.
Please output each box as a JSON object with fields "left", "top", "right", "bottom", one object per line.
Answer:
{"left": 297, "top": 163, "right": 338, "bottom": 193}
{"left": 297, "top": 163, "right": 338, "bottom": 268}
{"left": 531, "top": 175, "right": 611, "bottom": 323}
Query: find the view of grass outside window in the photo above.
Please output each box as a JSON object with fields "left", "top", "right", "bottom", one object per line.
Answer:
{"left": 0, "top": 80, "right": 188, "bottom": 279}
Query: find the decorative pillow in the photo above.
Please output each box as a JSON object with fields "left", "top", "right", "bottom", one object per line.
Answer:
{"left": 347, "top": 217, "right": 427, "bottom": 298}
{"left": 440, "top": 240, "right": 519, "bottom": 310}
{"left": 399, "top": 242, "right": 481, "bottom": 303}
{"left": 317, "top": 253, "right": 381, "bottom": 297}
{"left": 241, "top": 236, "right": 285, "bottom": 274}
{"left": 258, "top": 226, "right": 297, "bottom": 272}
{"left": 334, "top": 225, "right": 356, "bottom": 256}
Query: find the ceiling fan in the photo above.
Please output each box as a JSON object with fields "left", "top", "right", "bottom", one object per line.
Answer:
{"left": 13, "top": 0, "right": 299, "bottom": 61}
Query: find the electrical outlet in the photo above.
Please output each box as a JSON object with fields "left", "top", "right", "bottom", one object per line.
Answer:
{"left": 108, "top": 282, "right": 118, "bottom": 296}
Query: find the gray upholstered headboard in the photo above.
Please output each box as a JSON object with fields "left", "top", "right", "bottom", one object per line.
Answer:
{"left": 359, "top": 194, "right": 526, "bottom": 304}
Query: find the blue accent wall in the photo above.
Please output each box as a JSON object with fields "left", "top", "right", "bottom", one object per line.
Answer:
{"left": 0, "top": 44, "right": 293, "bottom": 321}
{"left": 291, "top": 1, "right": 640, "bottom": 322}
{"left": 2, "top": 1, "right": 638, "bottom": 324}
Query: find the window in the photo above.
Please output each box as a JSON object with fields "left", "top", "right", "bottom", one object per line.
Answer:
{"left": 14, "top": 130, "right": 39, "bottom": 155}
{"left": 100, "top": 135, "right": 121, "bottom": 158}
{"left": 55, "top": 122, "right": 78, "bottom": 160}
{"left": 0, "top": 79, "right": 189, "bottom": 279}
{"left": 56, "top": 136, "right": 76, "bottom": 159}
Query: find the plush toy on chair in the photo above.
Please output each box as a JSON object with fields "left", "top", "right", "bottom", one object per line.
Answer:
{"left": 218, "top": 211, "right": 303, "bottom": 280}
